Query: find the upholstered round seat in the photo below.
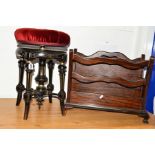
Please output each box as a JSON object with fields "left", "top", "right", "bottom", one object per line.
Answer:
{"left": 14, "top": 28, "right": 70, "bottom": 47}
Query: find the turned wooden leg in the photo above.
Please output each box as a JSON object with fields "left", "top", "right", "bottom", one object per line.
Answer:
{"left": 23, "top": 63, "right": 34, "bottom": 120}
{"left": 16, "top": 60, "right": 25, "bottom": 106}
{"left": 58, "top": 64, "right": 66, "bottom": 115}
{"left": 47, "top": 61, "right": 54, "bottom": 103}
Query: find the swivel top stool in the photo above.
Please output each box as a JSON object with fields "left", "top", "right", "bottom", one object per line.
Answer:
{"left": 15, "top": 28, "right": 70, "bottom": 120}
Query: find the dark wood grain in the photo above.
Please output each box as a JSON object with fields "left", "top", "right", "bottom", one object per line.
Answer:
{"left": 71, "top": 79, "right": 142, "bottom": 97}
{"left": 66, "top": 49, "right": 74, "bottom": 103}
{"left": 69, "top": 91, "right": 143, "bottom": 110}
{"left": 66, "top": 49, "right": 155, "bottom": 123}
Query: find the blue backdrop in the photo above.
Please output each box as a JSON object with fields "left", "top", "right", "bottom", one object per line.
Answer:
{"left": 146, "top": 33, "right": 155, "bottom": 113}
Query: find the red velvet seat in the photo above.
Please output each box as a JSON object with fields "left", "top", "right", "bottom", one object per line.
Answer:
{"left": 15, "top": 28, "right": 70, "bottom": 47}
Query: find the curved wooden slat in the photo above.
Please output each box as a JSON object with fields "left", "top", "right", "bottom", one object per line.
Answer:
{"left": 72, "top": 72, "right": 146, "bottom": 88}
{"left": 75, "top": 51, "right": 144, "bottom": 62}
{"left": 88, "top": 51, "right": 130, "bottom": 60}
{"left": 73, "top": 54, "right": 149, "bottom": 70}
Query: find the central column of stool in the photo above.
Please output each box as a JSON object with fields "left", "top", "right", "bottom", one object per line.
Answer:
{"left": 35, "top": 58, "right": 48, "bottom": 109}
{"left": 15, "top": 28, "right": 70, "bottom": 120}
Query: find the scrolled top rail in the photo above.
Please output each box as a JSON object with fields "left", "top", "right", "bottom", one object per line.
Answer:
{"left": 72, "top": 53, "right": 149, "bottom": 70}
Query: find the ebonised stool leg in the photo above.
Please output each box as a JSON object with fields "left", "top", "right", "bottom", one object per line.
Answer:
{"left": 58, "top": 64, "right": 67, "bottom": 115}
{"left": 35, "top": 58, "right": 48, "bottom": 109}
{"left": 47, "top": 61, "right": 55, "bottom": 103}
{"left": 16, "top": 60, "right": 25, "bottom": 106}
{"left": 23, "top": 63, "right": 34, "bottom": 120}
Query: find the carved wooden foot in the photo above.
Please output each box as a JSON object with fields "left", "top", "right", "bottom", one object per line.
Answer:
{"left": 16, "top": 60, "right": 25, "bottom": 106}
{"left": 143, "top": 113, "right": 149, "bottom": 124}
{"left": 139, "top": 112, "right": 149, "bottom": 124}
{"left": 16, "top": 84, "right": 25, "bottom": 106}
{"left": 48, "top": 94, "right": 52, "bottom": 103}
{"left": 47, "top": 61, "right": 54, "bottom": 103}
{"left": 60, "top": 102, "right": 66, "bottom": 115}
{"left": 23, "top": 92, "right": 31, "bottom": 120}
